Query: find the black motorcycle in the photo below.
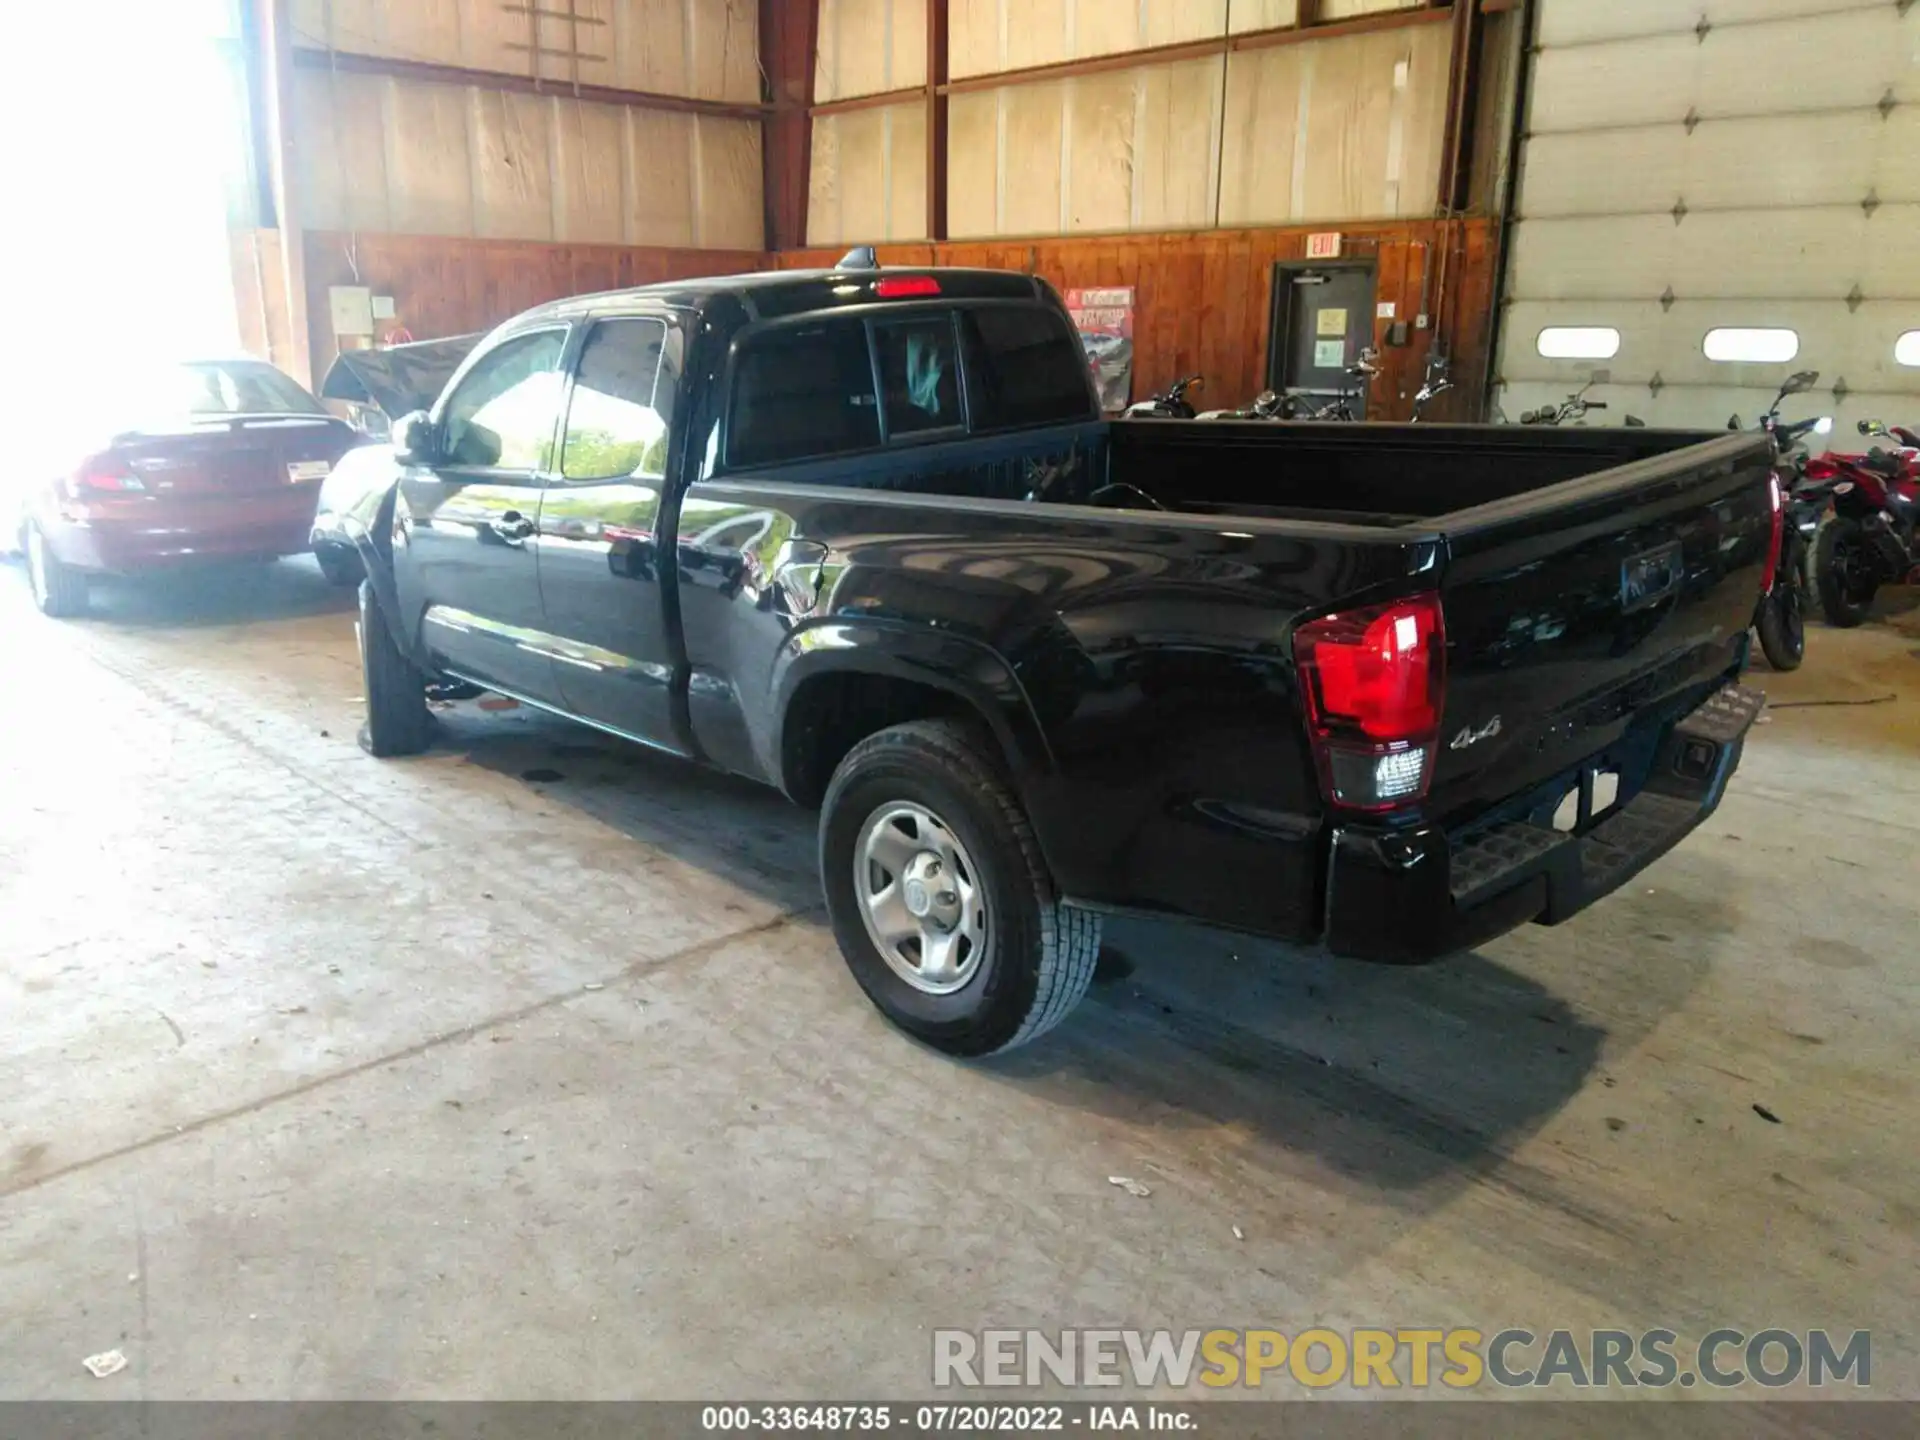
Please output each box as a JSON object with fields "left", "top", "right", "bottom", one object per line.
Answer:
{"left": 1123, "top": 375, "right": 1203, "bottom": 420}
{"left": 1300, "top": 348, "right": 1380, "bottom": 422}
{"left": 1521, "top": 376, "right": 1608, "bottom": 426}
{"left": 1734, "top": 370, "right": 1833, "bottom": 670}
{"left": 1513, "top": 370, "right": 1648, "bottom": 427}
{"left": 1198, "top": 389, "right": 1289, "bottom": 422}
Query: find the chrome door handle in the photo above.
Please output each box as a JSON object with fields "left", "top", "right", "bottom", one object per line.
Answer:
{"left": 490, "top": 512, "right": 536, "bottom": 542}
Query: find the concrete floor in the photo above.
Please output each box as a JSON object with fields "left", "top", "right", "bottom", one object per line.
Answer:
{"left": 1, "top": 558, "right": 1916, "bottom": 1401}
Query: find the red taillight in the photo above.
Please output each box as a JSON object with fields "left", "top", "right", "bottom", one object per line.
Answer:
{"left": 68, "top": 452, "right": 143, "bottom": 495}
{"left": 1760, "top": 473, "right": 1783, "bottom": 596}
{"left": 1292, "top": 593, "right": 1446, "bottom": 812}
{"left": 875, "top": 276, "right": 941, "bottom": 298}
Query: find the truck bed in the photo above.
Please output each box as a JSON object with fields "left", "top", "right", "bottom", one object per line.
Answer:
{"left": 1105, "top": 419, "right": 1726, "bottom": 521}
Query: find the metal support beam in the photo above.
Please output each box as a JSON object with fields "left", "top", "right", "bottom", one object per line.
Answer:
{"left": 761, "top": 0, "right": 821, "bottom": 251}
{"left": 925, "top": 6, "right": 1451, "bottom": 105}
{"left": 236, "top": 0, "right": 277, "bottom": 228}
{"left": 1483, "top": 0, "right": 1540, "bottom": 409}
{"left": 260, "top": 0, "right": 313, "bottom": 386}
{"left": 1437, "top": 0, "right": 1489, "bottom": 213}
{"left": 288, "top": 47, "right": 769, "bottom": 121}
{"left": 812, "top": 84, "right": 925, "bottom": 117}
{"left": 926, "top": 0, "right": 949, "bottom": 242}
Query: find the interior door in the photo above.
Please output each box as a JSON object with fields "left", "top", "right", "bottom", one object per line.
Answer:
{"left": 1272, "top": 265, "right": 1377, "bottom": 398}
{"left": 392, "top": 326, "right": 568, "bottom": 704}
{"left": 537, "top": 314, "right": 689, "bottom": 751}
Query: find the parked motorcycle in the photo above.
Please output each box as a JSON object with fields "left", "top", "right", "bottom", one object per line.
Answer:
{"left": 1198, "top": 389, "right": 1289, "bottom": 422}
{"left": 1294, "top": 348, "right": 1380, "bottom": 422}
{"left": 1124, "top": 375, "right": 1204, "bottom": 420}
{"left": 1521, "top": 376, "right": 1608, "bottom": 426}
{"left": 1735, "top": 371, "right": 1834, "bottom": 670}
{"left": 1514, "top": 371, "right": 1648, "bottom": 428}
{"left": 1409, "top": 352, "right": 1454, "bottom": 422}
{"left": 1811, "top": 418, "right": 1920, "bottom": 627}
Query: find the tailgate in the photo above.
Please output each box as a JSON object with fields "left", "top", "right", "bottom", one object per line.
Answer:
{"left": 1427, "top": 432, "right": 1774, "bottom": 822}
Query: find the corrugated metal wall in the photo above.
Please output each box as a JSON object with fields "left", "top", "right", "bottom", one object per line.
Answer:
{"left": 1497, "top": 0, "right": 1920, "bottom": 430}
{"left": 289, "top": 0, "right": 764, "bottom": 249}
{"left": 805, "top": 0, "right": 1451, "bottom": 246}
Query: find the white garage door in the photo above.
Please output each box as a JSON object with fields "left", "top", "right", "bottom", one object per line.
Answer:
{"left": 1495, "top": 0, "right": 1920, "bottom": 434}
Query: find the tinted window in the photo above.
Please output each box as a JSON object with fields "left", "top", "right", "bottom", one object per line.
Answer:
{"left": 562, "top": 318, "right": 678, "bottom": 481}
{"left": 961, "top": 306, "right": 1095, "bottom": 430}
{"left": 442, "top": 329, "right": 566, "bottom": 470}
{"left": 728, "top": 320, "right": 879, "bottom": 469}
{"left": 875, "top": 316, "right": 962, "bottom": 438}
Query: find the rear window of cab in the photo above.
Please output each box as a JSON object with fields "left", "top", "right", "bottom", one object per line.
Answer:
{"left": 724, "top": 304, "right": 1093, "bottom": 470}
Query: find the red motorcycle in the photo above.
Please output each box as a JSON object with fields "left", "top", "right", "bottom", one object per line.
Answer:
{"left": 1811, "top": 420, "right": 1920, "bottom": 626}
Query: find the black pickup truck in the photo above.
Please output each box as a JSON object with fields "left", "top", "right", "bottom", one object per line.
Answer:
{"left": 317, "top": 262, "right": 1775, "bottom": 1055}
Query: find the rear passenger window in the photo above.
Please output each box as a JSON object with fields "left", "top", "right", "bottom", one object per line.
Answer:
{"left": 875, "top": 316, "right": 963, "bottom": 438}
{"left": 961, "top": 306, "right": 1096, "bottom": 431}
{"left": 728, "top": 320, "right": 879, "bottom": 469}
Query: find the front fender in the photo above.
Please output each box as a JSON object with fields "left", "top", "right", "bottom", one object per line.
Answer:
{"left": 342, "top": 482, "right": 413, "bottom": 664}
{"left": 769, "top": 617, "right": 1057, "bottom": 787}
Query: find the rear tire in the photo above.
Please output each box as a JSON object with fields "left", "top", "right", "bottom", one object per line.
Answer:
{"left": 1815, "top": 517, "right": 1878, "bottom": 628}
{"left": 819, "top": 718, "right": 1100, "bottom": 1056}
{"left": 24, "top": 523, "right": 88, "bottom": 618}
{"left": 357, "top": 579, "right": 435, "bottom": 757}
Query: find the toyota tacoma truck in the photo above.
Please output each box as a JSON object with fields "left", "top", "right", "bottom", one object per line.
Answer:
{"left": 318, "top": 260, "right": 1776, "bottom": 1055}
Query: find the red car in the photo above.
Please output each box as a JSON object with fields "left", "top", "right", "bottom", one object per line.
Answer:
{"left": 15, "top": 358, "right": 361, "bottom": 616}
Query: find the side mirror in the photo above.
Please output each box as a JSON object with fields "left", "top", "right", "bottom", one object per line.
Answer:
{"left": 393, "top": 411, "right": 438, "bottom": 465}
{"left": 1858, "top": 418, "right": 1884, "bottom": 436}
{"left": 1254, "top": 390, "right": 1279, "bottom": 408}
{"left": 1783, "top": 370, "right": 1820, "bottom": 396}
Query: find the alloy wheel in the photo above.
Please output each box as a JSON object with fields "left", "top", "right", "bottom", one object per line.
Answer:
{"left": 854, "top": 801, "right": 992, "bottom": 995}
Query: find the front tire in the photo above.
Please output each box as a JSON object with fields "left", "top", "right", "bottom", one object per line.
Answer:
{"left": 1815, "top": 517, "right": 1878, "bottom": 628}
{"left": 1754, "top": 576, "right": 1805, "bottom": 671}
{"left": 357, "top": 579, "right": 435, "bottom": 756}
{"left": 820, "top": 719, "right": 1100, "bottom": 1056}
{"left": 315, "top": 544, "right": 364, "bottom": 587}
{"left": 24, "top": 523, "right": 88, "bottom": 618}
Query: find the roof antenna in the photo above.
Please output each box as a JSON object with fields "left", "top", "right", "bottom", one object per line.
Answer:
{"left": 836, "top": 245, "right": 880, "bottom": 271}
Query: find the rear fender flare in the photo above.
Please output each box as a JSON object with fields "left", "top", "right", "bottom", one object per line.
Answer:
{"left": 769, "top": 618, "right": 1056, "bottom": 790}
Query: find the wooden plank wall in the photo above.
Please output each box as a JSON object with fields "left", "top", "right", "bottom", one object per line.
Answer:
{"left": 300, "top": 231, "right": 767, "bottom": 387}
{"left": 782, "top": 218, "right": 1499, "bottom": 421}
{"left": 284, "top": 219, "right": 1497, "bottom": 422}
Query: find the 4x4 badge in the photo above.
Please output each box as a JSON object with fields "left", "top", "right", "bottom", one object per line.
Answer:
{"left": 1450, "top": 717, "right": 1503, "bottom": 751}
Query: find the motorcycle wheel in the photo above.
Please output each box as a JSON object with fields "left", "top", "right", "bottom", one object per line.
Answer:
{"left": 1815, "top": 517, "right": 1879, "bottom": 628}
{"left": 1755, "top": 581, "right": 1805, "bottom": 671}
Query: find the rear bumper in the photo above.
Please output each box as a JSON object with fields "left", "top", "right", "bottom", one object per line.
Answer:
{"left": 1324, "top": 682, "right": 1765, "bottom": 964}
{"left": 41, "top": 498, "right": 319, "bottom": 573}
